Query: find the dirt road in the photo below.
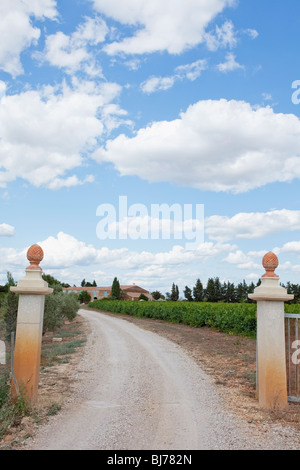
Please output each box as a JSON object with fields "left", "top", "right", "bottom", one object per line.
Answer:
{"left": 24, "top": 309, "right": 299, "bottom": 450}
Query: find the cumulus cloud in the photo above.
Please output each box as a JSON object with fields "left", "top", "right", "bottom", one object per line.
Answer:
{"left": 103, "top": 215, "right": 203, "bottom": 242}
{"left": 93, "top": 99, "right": 300, "bottom": 193}
{"left": 91, "top": 0, "right": 235, "bottom": 55}
{"left": 281, "top": 241, "right": 300, "bottom": 256}
{"left": 0, "top": 232, "right": 235, "bottom": 278}
{"left": 0, "top": 0, "right": 57, "bottom": 77}
{"left": 223, "top": 250, "right": 261, "bottom": 271}
{"left": 37, "top": 16, "right": 108, "bottom": 76}
{"left": 206, "top": 209, "right": 300, "bottom": 242}
{"left": 0, "top": 223, "right": 15, "bottom": 237}
{"left": 0, "top": 80, "right": 127, "bottom": 189}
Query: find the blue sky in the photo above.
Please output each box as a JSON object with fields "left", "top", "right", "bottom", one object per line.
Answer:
{"left": 1, "top": 0, "right": 300, "bottom": 295}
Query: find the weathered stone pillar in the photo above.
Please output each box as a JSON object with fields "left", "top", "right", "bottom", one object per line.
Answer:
{"left": 248, "top": 252, "right": 293, "bottom": 410}
{"left": 10, "top": 244, "right": 53, "bottom": 405}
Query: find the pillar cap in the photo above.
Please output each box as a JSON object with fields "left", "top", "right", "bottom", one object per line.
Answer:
{"left": 26, "top": 244, "right": 44, "bottom": 271}
{"left": 262, "top": 251, "right": 279, "bottom": 278}
{"left": 10, "top": 243, "right": 53, "bottom": 295}
{"left": 248, "top": 251, "right": 294, "bottom": 302}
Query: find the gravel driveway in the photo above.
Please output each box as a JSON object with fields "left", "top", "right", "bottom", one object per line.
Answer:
{"left": 24, "top": 309, "right": 300, "bottom": 450}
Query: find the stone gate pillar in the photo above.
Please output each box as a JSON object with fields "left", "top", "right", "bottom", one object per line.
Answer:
{"left": 248, "top": 252, "right": 293, "bottom": 410}
{"left": 10, "top": 244, "right": 53, "bottom": 405}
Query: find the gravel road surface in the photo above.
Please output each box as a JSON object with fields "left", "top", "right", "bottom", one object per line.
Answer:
{"left": 24, "top": 309, "right": 300, "bottom": 450}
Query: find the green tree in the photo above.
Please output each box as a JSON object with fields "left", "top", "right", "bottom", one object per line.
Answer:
{"left": 221, "top": 281, "right": 237, "bottom": 303}
{"left": 152, "top": 290, "right": 162, "bottom": 300}
{"left": 78, "top": 290, "right": 91, "bottom": 304}
{"left": 215, "top": 277, "right": 223, "bottom": 301}
{"left": 247, "top": 282, "right": 256, "bottom": 303}
{"left": 61, "top": 293, "right": 80, "bottom": 321}
{"left": 81, "top": 279, "right": 86, "bottom": 287}
{"left": 285, "top": 281, "right": 300, "bottom": 304}
{"left": 236, "top": 280, "right": 249, "bottom": 303}
{"left": 111, "top": 277, "right": 121, "bottom": 300}
{"left": 43, "top": 294, "right": 65, "bottom": 334}
{"left": 170, "top": 283, "right": 179, "bottom": 301}
{"left": 139, "top": 293, "right": 149, "bottom": 301}
{"left": 205, "top": 278, "right": 216, "bottom": 302}
{"left": 3, "top": 272, "right": 18, "bottom": 340}
{"left": 184, "top": 286, "right": 193, "bottom": 302}
{"left": 193, "top": 279, "right": 204, "bottom": 302}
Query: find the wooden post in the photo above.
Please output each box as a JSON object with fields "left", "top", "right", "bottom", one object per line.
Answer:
{"left": 10, "top": 244, "right": 53, "bottom": 405}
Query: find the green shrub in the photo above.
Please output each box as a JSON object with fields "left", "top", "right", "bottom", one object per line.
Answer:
{"left": 0, "top": 371, "right": 30, "bottom": 440}
{"left": 2, "top": 288, "right": 80, "bottom": 337}
{"left": 61, "top": 293, "right": 80, "bottom": 322}
{"left": 43, "top": 292, "right": 80, "bottom": 334}
{"left": 43, "top": 294, "right": 65, "bottom": 334}
{"left": 2, "top": 291, "right": 18, "bottom": 341}
{"left": 0, "top": 292, "right": 7, "bottom": 308}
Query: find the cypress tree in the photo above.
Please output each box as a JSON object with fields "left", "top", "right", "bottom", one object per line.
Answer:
{"left": 193, "top": 279, "right": 203, "bottom": 302}
{"left": 111, "top": 277, "right": 121, "bottom": 300}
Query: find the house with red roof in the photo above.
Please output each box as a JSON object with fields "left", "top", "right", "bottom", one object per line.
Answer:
{"left": 63, "top": 284, "right": 153, "bottom": 301}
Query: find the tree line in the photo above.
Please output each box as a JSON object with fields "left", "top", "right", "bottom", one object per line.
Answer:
{"left": 152, "top": 278, "right": 300, "bottom": 304}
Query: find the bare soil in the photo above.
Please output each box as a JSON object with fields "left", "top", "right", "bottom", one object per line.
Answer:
{"left": 2, "top": 308, "right": 300, "bottom": 449}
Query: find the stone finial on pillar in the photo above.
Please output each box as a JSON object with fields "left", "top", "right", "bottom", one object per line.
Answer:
{"left": 249, "top": 252, "right": 293, "bottom": 302}
{"left": 249, "top": 251, "right": 293, "bottom": 410}
{"left": 10, "top": 244, "right": 53, "bottom": 405}
{"left": 262, "top": 251, "right": 279, "bottom": 278}
{"left": 26, "top": 244, "right": 44, "bottom": 271}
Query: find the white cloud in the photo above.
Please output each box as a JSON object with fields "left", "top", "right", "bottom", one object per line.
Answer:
{"left": 175, "top": 59, "right": 208, "bottom": 81}
{"left": 105, "top": 215, "right": 203, "bottom": 241}
{"left": 245, "top": 273, "right": 260, "bottom": 280}
{"left": 141, "top": 76, "right": 176, "bottom": 94}
{"left": 262, "top": 93, "right": 272, "bottom": 102}
{"left": 91, "top": 0, "right": 235, "bottom": 55}
{"left": 141, "top": 59, "right": 207, "bottom": 94}
{"left": 0, "top": 0, "right": 57, "bottom": 77}
{"left": 0, "top": 80, "right": 126, "bottom": 189}
{"left": 47, "top": 174, "right": 95, "bottom": 191}
{"left": 217, "top": 53, "right": 244, "bottom": 73}
{"left": 204, "top": 20, "right": 238, "bottom": 51}
{"left": 244, "top": 28, "right": 259, "bottom": 40}
{"left": 0, "top": 223, "right": 15, "bottom": 237}
{"left": 206, "top": 209, "right": 300, "bottom": 242}
{"left": 93, "top": 99, "right": 300, "bottom": 193}
{"left": 281, "top": 241, "right": 300, "bottom": 256}
{"left": 37, "top": 16, "right": 108, "bottom": 76}
{"left": 0, "top": 232, "right": 235, "bottom": 279}
{"left": 0, "top": 82, "right": 7, "bottom": 97}
{"left": 223, "top": 250, "right": 261, "bottom": 271}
